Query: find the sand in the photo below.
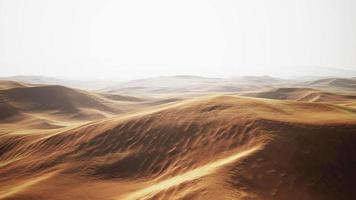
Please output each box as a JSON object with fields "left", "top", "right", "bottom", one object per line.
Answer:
{"left": 1, "top": 79, "right": 356, "bottom": 200}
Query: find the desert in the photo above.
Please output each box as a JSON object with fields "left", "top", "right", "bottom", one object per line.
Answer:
{"left": 1, "top": 76, "right": 356, "bottom": 200}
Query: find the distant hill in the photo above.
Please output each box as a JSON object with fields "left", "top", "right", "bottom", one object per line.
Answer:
{"left": 0, "top": 83, "right": 144, "bottom": 122}
{"left": 231, "top": 75, "right": 287, "bottom": 84}
{"left": 272, "top": 66, "right": 356, "bottom": 78}
{"left": 244, "top": 87, "right": 356, "bottom": 103}
{"left": 0, "top": 85, "right": 116, "bottom": 112}
{"left": 109, "top": 75, "right": 221, "bottom": 88}
{"left": 0, "top": 75, "right": 119, "bottom": 90}
{"left": 102, "top": 75, "right": 222, "bottom": 95}
{"left": 306, "top": 78, "right": 356, "bottom": 92}
{"left": 102, "top": 75, "right": 290, "bottom": 96}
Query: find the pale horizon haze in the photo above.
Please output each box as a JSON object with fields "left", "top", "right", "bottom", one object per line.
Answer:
{"left": 0, "top": 0, "right": 356, "bottom": 80}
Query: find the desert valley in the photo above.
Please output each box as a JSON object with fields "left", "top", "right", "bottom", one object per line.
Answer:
{"left": 0, "top": 75, "right": 356, "bottom": 200}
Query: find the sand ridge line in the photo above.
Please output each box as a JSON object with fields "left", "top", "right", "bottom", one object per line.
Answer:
{"left": 0, "top": 170, "right": 58, "bottom": 199}
{"left": 122, "top": 145, "right": 261, "bottom": 200}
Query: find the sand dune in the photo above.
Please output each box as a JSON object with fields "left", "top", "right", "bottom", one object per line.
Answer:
{"left": 0, "top": 83, "right": 158, "bottom": 138}
{"left": 307, "top": 78, "right": 356, "bottom": 92}
{"left": 1, "top": 94, "right": 356, "bottom": 199}
{"left": 101, "top": 75, "right": 290, "bottom": 96}
{"left": 0, "top": 83, "right": 149, "bottom": 122}
{"left": 0, "top": 75, "right": 119, "bottom": 90}
{"left": 0, "top": 85, "right": 116, "bottom": 112}
{"left": 0, "top": 80, "right": 28, "bottom": 90}
{"left": 99, "top": 93, "right": 143, "bottom": 102}
{"left": 244, "top": 87, "right": 356, "bottom": 104}
{"left": 0, "top": 101, "right": 20, "bottom": 121}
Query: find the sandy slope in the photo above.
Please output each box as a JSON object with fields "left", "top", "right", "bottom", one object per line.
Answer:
{"left": 1, "top": 94, "right": 356, "bottom": 200}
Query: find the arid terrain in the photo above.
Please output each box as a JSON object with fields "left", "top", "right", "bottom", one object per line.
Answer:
{"left": 1, "top": 76, "right": 356, "bottom": 200}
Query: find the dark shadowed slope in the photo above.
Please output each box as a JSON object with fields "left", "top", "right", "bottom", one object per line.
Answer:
{"left": 0, "top": 85, "right": 116, "bottom": 112}
{"left": 0, "top": 85, "right": 124, "bottom": 123}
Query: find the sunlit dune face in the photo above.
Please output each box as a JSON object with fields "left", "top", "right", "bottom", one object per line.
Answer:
{"left": 122, "top": 146, "right": 262, "bottom": 200}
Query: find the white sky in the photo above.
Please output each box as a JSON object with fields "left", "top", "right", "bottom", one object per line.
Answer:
{"left": 0, "top": 0, "right": 355, "bottom": 79}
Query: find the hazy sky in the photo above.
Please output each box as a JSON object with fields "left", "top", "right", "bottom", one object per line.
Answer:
{"left": 0, "top": 0, "right": 355, "bottom": 79}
